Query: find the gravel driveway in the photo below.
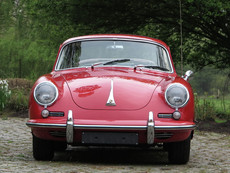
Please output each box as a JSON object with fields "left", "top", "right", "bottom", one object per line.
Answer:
{"left": 0, "top": 117, "right": 229, "bottom": 173}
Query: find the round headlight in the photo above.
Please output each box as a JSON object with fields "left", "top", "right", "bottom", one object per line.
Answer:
{"left": 165, "top": 83, "right": 189, "bottom": 108}
{"left": 34, "top": 81, "right": 58, "bottom": 106}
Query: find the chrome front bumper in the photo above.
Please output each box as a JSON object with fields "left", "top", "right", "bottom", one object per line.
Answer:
{"left": 66, "top": 110, "right": 74, "bottom": 143}
{"left": 26, "top": 110, "right": 196, "bottom": 144}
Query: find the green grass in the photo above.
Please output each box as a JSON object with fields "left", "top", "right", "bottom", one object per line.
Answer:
{"left": 203, "top": 97, "right": 230, "bottom": 116}
{"left": 195, "top": 95, "right": 230, "bottom": 121}
{"left": 211, "top": 98, "right": 230, "bottom": 115}
{"left": 214, "top": 118, "right": 227, "bottom": 123}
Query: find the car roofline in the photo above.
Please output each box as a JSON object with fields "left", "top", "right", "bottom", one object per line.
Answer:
{"left": 62, "top": 34, "right": 169, "bottom": 49}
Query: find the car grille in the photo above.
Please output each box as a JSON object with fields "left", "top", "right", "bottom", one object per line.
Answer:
{"left": 155, "top": 132, "right": 173, "bottom": 139}
{"left": 158, "top": 114, "right": 173, "bottom": 118}
{"left": 49, "top": 112, "right": 64, "bottom": 117}
{"left": 49, "top": 131, "right": 66, "bottom": 137}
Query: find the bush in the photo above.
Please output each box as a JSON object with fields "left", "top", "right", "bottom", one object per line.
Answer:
{"left": 0, "top": 78, "right": 32, "bottom": 113}
{"left": 6, "top": 78, "right": 32, "bottom": 112}
{"left": 0, "top": 79, "right": 11, "bottom": 111}
{"left": 7, "top": 89, "right": 29, "bottom": 112}
{"left": 195, "top": 93, "right": 230, "bottom": 121}
{"left": 195, "top": 93, "right": 216, "bottom": 121}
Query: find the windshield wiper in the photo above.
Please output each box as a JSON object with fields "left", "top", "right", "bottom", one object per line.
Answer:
{"left": 103, "top": 58, "right": 130, "bottom": 65}
{"left": 91, "top": 59, "right": 130, "bottom": 69}
{"left": 134, "top": 65, "right": 169, "bottom": 71}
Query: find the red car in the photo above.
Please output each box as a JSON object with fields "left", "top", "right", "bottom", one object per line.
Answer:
{"left": 26, "top": 34, "right": 195, "bottom": 164}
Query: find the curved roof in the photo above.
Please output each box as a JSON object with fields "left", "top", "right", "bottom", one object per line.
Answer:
{"left": 62, "top": 34, "right": 169, "bottom": 49}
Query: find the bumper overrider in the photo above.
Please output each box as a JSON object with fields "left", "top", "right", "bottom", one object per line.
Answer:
{"left": 26, "top": 110, "right": 196, "bottom": 145}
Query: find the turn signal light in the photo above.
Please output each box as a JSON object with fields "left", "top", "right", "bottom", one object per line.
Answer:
{"left": 41, "top": 109, "right": 49, "bottom": 118}
{"left": 172, "top": 111, "right": 181, "bottom": 120}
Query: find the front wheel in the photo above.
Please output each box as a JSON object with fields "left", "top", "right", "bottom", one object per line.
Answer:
{"left": 167, "top": 135, "right": 191, "bottom": 164}
{"left": 33, "top": 135, "right": 54, "bottom": 161}
{"left": 54, "top": 142, "right": 67, "bottom": 152}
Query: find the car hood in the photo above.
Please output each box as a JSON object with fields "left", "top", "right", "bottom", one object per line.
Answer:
{"left": 61, "top": 68, "right": 166, "bottom": 110}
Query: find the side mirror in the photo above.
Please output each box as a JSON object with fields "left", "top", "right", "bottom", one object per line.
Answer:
{"left": 183, "top": 70, "right": 193, "bottom": 81}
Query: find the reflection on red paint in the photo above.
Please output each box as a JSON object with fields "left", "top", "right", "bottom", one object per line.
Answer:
{"left": 74, "top": 85, "right": 101, "bottom": 97}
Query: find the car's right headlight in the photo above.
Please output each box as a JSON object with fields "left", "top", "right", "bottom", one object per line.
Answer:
{"left": 165, "top": 83, "right": 189, "bottom": 108}
{"left": 34, "top": 81, "right": 58, "bottom": 106}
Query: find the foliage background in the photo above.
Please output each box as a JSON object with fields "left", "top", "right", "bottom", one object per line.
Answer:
{"left": 0, "top": 0, "right": 229, "bottom": 119}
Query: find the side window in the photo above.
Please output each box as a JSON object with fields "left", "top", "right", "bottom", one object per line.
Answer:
{"left": 57, "top": 42, "right": 82, "bottom": 69}
{"left": 156, "top": 47, "right": 171, "bottom": 70}
{"left": 161, "top": 48, "right": 171, "bottom": 70}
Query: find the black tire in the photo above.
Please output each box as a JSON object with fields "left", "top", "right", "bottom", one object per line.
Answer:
{"left": 168, "top": 135, "right": 191, "bottom": 164}
{"left": 33, "top": 135, "right": 54, "bottom": 161}
{"left": 54, "top": 142, "right": 67, "bottom": 152}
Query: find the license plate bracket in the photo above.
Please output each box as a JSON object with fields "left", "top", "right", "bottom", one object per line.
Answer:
{"left": 82, "top": 132, "right": 138, "bottom": 145}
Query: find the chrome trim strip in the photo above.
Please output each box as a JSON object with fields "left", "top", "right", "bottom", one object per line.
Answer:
{"left": 66, "top": 110, "right": 74, "bottom": 144}
{"left": 106, "top": 79, "right": 116, "bottom": 106}
{"left": 73, "top": 125, "right": 147, "bottom": 130}
{"left": 147, "top": 111, "right": 155, "bottom": 144}
{"left": 155, "top": 125, "right": 196, "bottom": 130}
{"left": 26, "top": 123, "right": 196, "bottom": 130}
{"left": 26, "top": 122, "right": 66, "bottom": 128}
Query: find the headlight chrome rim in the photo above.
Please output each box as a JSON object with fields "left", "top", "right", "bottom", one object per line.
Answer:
{"left": 165, "top": 83, "right": 189, "bottom": 108}
{"left": 34, "top": 81, "right": 59, "bottom": 107}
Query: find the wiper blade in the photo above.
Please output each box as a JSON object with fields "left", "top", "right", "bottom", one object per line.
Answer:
{"left": 91, "top": 59, "right": 130, "bottom": 69}
{"left": 134, "top": 65, "right": 169, "bottom": 71}
{"left": 103, "top": 59, "right": 130, "bottom": 65}
{"left": 145, "top": 66, "right": 169, "bottom": 71}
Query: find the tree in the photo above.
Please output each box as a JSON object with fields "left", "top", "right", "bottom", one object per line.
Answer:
{"left": 0, "top": 0, "right": 14, "bottom": 34}
{"left": 1, "top": 0, "right": 230, "bottom": 79}
{"left": 66, "top": 0, "right": 230, "bottom": 70}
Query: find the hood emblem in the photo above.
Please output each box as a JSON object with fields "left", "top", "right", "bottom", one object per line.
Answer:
{"left": 106, "top": 80, "right": 116, "bottom": 106}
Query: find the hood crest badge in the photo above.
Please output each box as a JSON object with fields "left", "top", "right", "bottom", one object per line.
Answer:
{"left": 106, "top": 80, "right": 116, "bottom": 106}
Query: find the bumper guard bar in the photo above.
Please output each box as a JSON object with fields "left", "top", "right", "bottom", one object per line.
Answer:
{"left": 147, "top": 111, "right": 155, "bottom": 144}
{"left": 66, "top": 110, "right": 74, "bottom": 144}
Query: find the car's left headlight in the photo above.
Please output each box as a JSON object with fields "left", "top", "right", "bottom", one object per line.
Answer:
{"left": 165, "top": 83, "right": 189, "bottom": 108}
{"left": 34, "top": 81, "right": 58, "bottom": 106}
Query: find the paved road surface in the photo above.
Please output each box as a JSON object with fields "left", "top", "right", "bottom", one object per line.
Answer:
{"left": 0, "top": 118, "right": 229, "bottom": 173}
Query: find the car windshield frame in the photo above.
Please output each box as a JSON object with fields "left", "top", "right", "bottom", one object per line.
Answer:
{"left": 55, "top": 38, "right": 174, "bottom": 73}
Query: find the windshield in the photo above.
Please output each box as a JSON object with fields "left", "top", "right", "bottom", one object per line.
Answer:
{"left": 55, "top": 40, "right": 172, "bottom": 72}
